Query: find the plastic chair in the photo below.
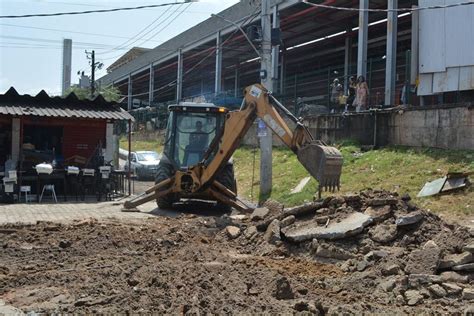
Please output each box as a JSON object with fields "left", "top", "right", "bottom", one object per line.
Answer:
{"left": 19, "top": 186, "right": 31, "bottom": 203}
{"left": 39, "top": 184, "right": 58, "bottom": 203}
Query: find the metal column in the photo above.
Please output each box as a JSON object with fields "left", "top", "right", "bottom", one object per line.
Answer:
{"left": 148, "top": 64, "right": 154, "bottom": 105}
{"left": 176, "top": 49, "right": 183, "bottom": 103}
{"left": 215, "top": 31, "right": 223, "bottom": 95}
{"left": 279, "top": 49, "right": 286, "bottom": 95}
{"left": 384, "top": 0, "right": 398, "bottom": 106}
{"left": 410, "top": 5, "right": 419, "bottom": 85}
{"left": 259, "top": 0, "right": 273, "bottom": 200}
{"left": 271, "top": 5, "right": 280, "bottom": 85}
{"left": 357, "top": 0, "right": 369, "bottom": 78}
{"left": 343, "top": 31, "right": 352, "bottom": 92}
{"left": 234, "top": 66, "right": 239, "bottom": 97}
{"left": 127, "top": 74, "right": 132, "bottom": 111}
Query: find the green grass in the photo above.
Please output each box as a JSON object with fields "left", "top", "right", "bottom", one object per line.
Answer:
{"left": 122, "top": 135, "right": 473, "bottom": 217}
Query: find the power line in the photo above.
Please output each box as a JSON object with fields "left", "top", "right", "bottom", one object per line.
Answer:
{"left": 97, "top": 3, "right": 186, "bottom": 57}
{"left": 0, "top": 1, "right": 192, "bottom": 19}
{"left": 98, "top": 3, "right": 193, "bottom": 62}
{"left": 0, "top": 23, "right": 164, "bottom": 44}
{"left": 302, "top": 0, "right": 474, "bottom": 12}
{"left": 96, "top": 4, "right": 176, "bottom": 55}
{"left": 119, "top": 7, "right": 261, "bottom": 99}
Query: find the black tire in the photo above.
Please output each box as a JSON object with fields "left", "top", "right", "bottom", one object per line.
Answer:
{"left": 155, "top": 163, "right": 179, "bottom": 209}
{"left": 215, "top": 164, "right": 237, "bottom": 212}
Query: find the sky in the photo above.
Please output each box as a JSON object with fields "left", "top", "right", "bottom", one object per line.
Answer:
{"left": 0, "top": 0, "right": 240, "bottom": 95}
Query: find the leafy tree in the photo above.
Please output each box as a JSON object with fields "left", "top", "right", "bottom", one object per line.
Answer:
{"left": 64, "top": 85, "right": 121, "bottom": 102}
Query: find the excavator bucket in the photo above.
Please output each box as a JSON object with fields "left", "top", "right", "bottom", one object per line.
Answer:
{"left": 296, "top": 142, "right": 343, "bottom": 191}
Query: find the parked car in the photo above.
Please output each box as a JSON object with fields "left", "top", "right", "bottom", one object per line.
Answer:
{"left": 125, "top": 151, "right": 161, "bottom": 180}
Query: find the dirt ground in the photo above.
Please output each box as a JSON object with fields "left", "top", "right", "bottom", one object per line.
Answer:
{"left": 1, "top": 190, "right": 473, "bottom": 314}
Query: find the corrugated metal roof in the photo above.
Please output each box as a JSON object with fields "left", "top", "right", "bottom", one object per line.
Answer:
{"left": 0, "top": 87, "right": 134, "bottom": 121}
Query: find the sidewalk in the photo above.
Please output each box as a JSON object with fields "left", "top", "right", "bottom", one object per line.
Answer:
{"left": 0, "top": 200, "right": 157, "bottom": 225}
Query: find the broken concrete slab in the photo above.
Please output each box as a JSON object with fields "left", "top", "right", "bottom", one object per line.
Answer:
{"left": 250, "top": 207, "right": 270, "bottom": 221}
{"left": 408, "top": 274, "right": 443, "bottom": 287}
{"left": 314, "top": 244, "right": 355, "bottom": 260}
{"left": 463, "top": 288, "right": 474, "bottom": 300}
{"left": 367, "top": 197, "right": 398, "bottom": 206}
{"left": 364, "top": 205, "right": 392, "bottom": 222}
{"left": 464, "top": 243, "right": 474, "bottom": 253}
{"left": 453, "top": 263, "right": 474, "bottom": 272}
{"left": 280, "top": 215, "right": 295, "bottom": 228}
{"left": 442, "top": 283, "right": 463, "bottom": 295}
{"left": 290, "top": 177, "right": 311, "bottom": 194}
{"left": 369, "top": 224, "right": 398, "bottom": 243}
{"left": 439, "top": 252, "right": 473, "bottom": 269}
{"left": 428, "top": 284, "right": 447, "bottom": 298}
{"left": 440, "top": 271, "right": 469, "bottom": 284}
{"left": 244, "top": 226, "right": 258, "bottom": 240}
{"left": 395, "top": 211, "right": 424, "bottom": 226}
{"left": 405, "top": 241, "right": 441, "bottom": 275}
{"left": 282, "top": 212, "right": 373, "bottom": 242}
{"left": 381, "top": 264, "right": 401, "bottom": 276}
{"left": 264, "top": 219, "right": 281, "bottom": 245}
{"left": 405, "top": 290, "right": 423, "bottom": 306}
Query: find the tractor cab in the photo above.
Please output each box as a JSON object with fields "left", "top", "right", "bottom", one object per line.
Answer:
{"left": 163, "top": 102, "right": 228, "bottom": 170}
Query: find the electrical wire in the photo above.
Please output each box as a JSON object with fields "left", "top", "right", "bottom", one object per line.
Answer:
{"left": 302, "top": 0, "right": 474, "bottom": 12}
{"left": 96, "top": 4, "right": 176, "bottom": 55}
{"left": 0, "top": 23, "right": 164, "bottom": 44}
{"left": 97, "top": 3, "right": 191, "bottom": 60}
{"left": 0, "top": 1, "right": 190, "bottom": 19}
{"left": 119, "top": 6, "right": 261, "bottom": 99}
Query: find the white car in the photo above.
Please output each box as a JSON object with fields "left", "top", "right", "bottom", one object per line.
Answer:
{"left": 125, "top": 151, "right": 161, "bottom": 180}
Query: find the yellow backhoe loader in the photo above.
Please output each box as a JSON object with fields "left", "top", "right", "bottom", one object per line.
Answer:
{"left": 124, "top": 84, "right": 343, "bottom": 212}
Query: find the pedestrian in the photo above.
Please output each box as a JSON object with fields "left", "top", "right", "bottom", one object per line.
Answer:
{"left": 345, "top": 76, "right": 356, "bottom": 112}
{"left": 330, "top": 78, "right": 343, "bottom": 113}
{"left": 353, "top": 75, "right": 369, "bottom": 112}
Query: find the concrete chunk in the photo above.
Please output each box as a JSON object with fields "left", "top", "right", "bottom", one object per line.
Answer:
{"left": 405, "top": 290, "right": 423, "bottom": 306}
{"left": 395, "top": 211, "right": 424, "bottom": 226}
{"left": 463, "top": 243, "right": 474, "bottom": 253}
{"left": 463, "top": 288, "right": 474, "bottom": 300}
{"left": 453, "top": 263, "right": 474, "bottom": 272}
{"left": 280, "top": 215, "right": 295, "bottom": 228}
{"left": 439, "top": 252, "right": 473, "bottom": 269}
{"left": 282, "top": 212, "right": 372, "bottom": 242}
{"left": 442, "top": 283, "right": 463, "bottom": 295}
{"left": 264, "top": 219, "right": 281, "bottom": 245}
{"left": 225, "top": 226, "right": 241, "bottom": 239}
{"left": 250, "top": 207, "right": 270, "bottom": 221}
{"left": 369, "top": 224, "right": 398, "bottom": 243}
{"left": 364, "top": 205, "right": 392, "bottom": 222}
{"left": 405, "top": 241, "right": 440, "bottom": 275}
{"left": 428, "top": 284, "right": 447, "bottom": 298}
{"left": 440, "top": 271, "right": 469, "bottom": 284}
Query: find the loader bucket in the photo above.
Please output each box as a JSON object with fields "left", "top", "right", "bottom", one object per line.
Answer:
{"left": 296, "top": 142, "right": 343, "bottom": 191}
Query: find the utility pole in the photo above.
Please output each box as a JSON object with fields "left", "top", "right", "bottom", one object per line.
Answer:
{"left": 86, "top": 50, "right": 103, "bottom": 98}
{"left": 259, "top": 0, "right": 273, "bottom": 201}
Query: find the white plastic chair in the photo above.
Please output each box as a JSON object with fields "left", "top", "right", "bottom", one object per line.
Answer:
{"left": 19, "top": 186, "right": 31, "bottom": 203}
{"left": 39, "top": 184, "right": 57, "bottom": 203}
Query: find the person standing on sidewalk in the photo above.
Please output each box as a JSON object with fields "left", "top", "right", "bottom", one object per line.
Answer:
{"left": 354, "top": 75, "right": 369, "bottom": 112}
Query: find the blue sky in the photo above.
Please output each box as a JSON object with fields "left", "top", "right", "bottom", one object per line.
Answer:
{"left": 0, "top": 0, "right": 239, "bottom": 95}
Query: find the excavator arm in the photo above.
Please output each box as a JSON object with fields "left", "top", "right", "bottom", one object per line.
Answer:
{"left": 123, "top": 84, "right": 343, "bottom": 211}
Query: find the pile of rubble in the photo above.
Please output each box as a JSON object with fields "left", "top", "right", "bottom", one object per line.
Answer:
{"left": 226, "top": 189, "right": 474, "bottom": 309}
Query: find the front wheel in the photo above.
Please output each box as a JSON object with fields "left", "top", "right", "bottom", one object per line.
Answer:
{"left": 155, "top": 163, "right": 179, "bottom": 209}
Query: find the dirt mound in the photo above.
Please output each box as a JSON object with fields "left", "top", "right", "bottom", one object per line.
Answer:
{"left": 0, "top": 190, "right": 473, "bottom": 314}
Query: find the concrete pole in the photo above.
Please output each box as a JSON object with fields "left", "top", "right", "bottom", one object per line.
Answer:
{"left": 410, "top": 5, "right": 419, "bottom": 86}
{"left": 259, "top": 0, "right": 273, "bottom": 200}
{"left": 357, "top": 0, "right": 369, "bottom": 78}
{"left": 343, "top": 31, "right": 352, "bottom": 92}
{"left": 127, "top": 74, "right": 132, "bottom": 111}
{"left": 149, "top": 64, "right": 154, "bottom": 105}
{"left": 176, "top": 49, "right": 183, "bottom": 103}
{"left": 384, "top": 0, "right": 398, "bottom": 106}
{"left": 215, "top": 31, "right": 223, "bottom": 95}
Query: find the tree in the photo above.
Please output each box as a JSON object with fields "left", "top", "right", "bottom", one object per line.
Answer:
{"left": 64, "top": 85, "right": 121, "bottom": 102}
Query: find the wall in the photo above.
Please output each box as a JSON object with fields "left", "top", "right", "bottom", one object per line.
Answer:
{"left": 301, "top": 105, "right": 473, "bottom": 150}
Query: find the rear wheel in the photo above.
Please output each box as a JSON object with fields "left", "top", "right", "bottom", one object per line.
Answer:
{"left": 155, "top": 163, "right": 179, "bottom": 209}
{"left": 215, "top": 164, "right": 237, "bottom": 212}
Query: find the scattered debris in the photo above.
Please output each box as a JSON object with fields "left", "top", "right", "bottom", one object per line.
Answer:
{"left": 290, "top": 177, "right": 311, "bottom": 194}
{"left": 250, "top": 207, "right": 270, "bottom": 221}
{"left": 418, "top": 172, "right": 471, "bottom": 197}
{"left": 273, "top": 276, "right": 294, "bottom": 300}
{"left": 225, "top": 226, "right": 241, "bottom": 239}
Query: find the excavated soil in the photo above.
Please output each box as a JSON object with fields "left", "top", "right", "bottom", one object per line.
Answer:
{"left": 1, "top": 190, "right": 473, "bottom": 314}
